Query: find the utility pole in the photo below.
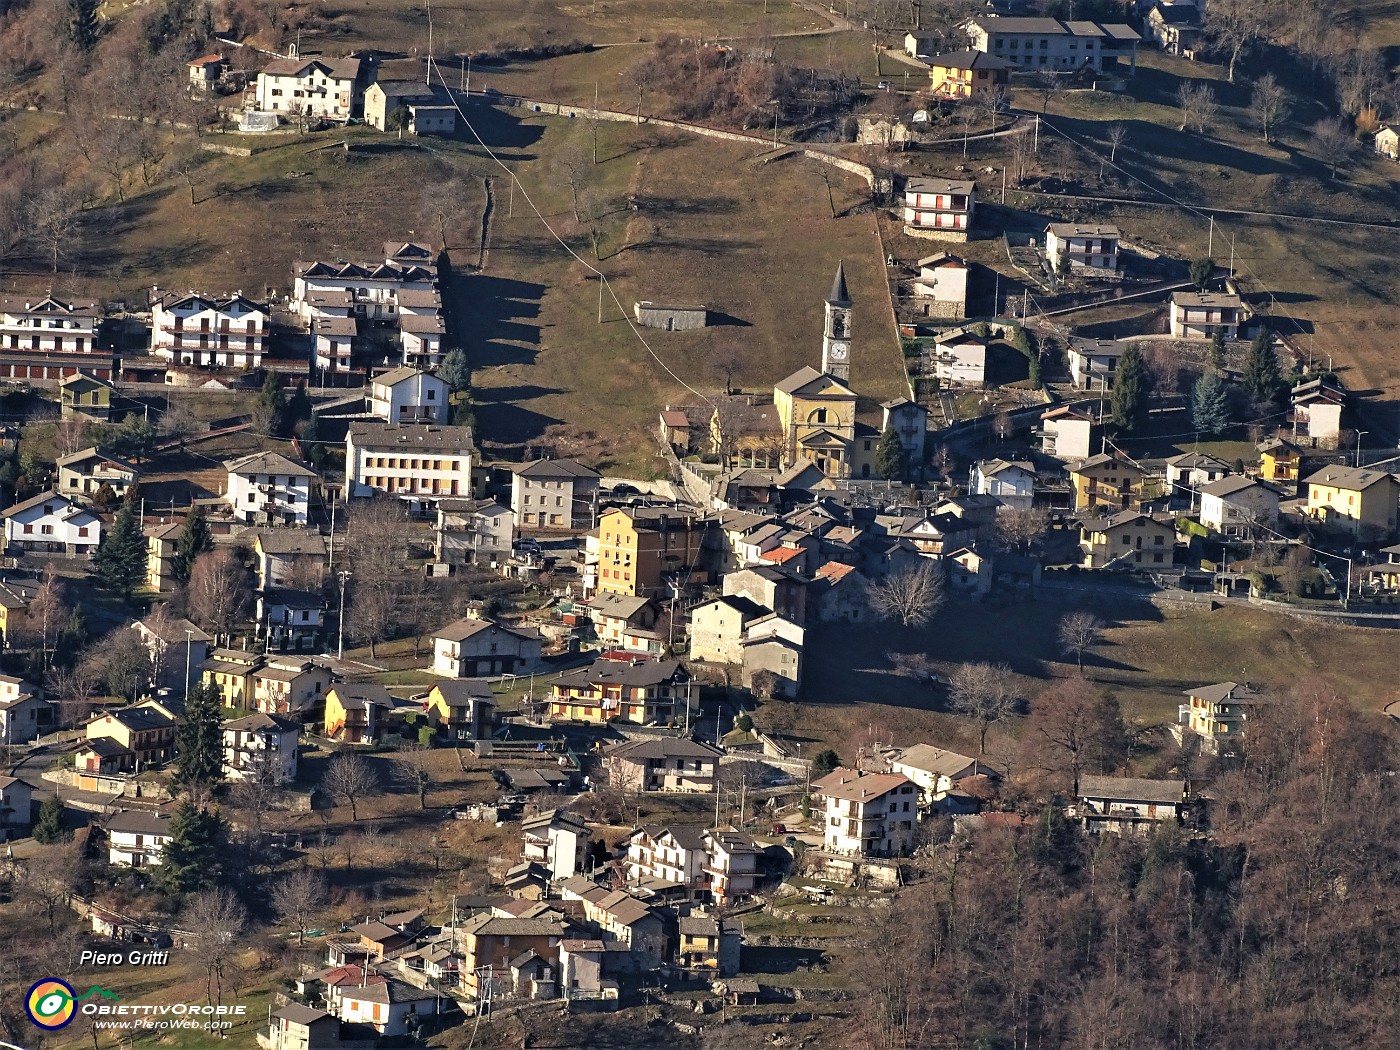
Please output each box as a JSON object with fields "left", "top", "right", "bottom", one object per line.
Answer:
{"left": 1034, "top": 114, "right": 1039, "bottom": 153}
{"left": 337, "top": 570, "right": 352, "bottom": 659}
{"left": 1207, "top": 215, "right": 1214, "bottom": 259}
{"left": 1001, "top": 164, "right": 1006, "bottom": 203}
{"left": 597, "top": 277, "right": 605, "bottom": 323}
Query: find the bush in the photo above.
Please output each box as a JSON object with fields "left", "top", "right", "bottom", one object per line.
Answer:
{"left": 735, "top": 712, "right": 753, "bottom": 733}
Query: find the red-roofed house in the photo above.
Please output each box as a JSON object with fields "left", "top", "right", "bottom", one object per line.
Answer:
{"left": 810, "top": 561, "right": 870, "bottom": 623}
{"left": 813, "top": 767, "right": 918, "bottom": 857}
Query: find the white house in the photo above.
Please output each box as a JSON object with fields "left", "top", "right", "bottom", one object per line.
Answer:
{"left": 930, "top": 331, "right": 987, "bottom": 388}
{"left": 311, "top": 315, "right": 358, "bottom": 375}
{"left": 0, "top": 294, "right": 101, "bottom": 353}
{"left": 970, "top": 458, "right": 1036, "bottom": 511}
{"left": 902, "top": 177, "right": 975, "bottom": 240}
{"left": 133, "top": 615, "right": 211, "bottom": 692}
{"left": 105, "top": 811, "right": 172, "bottom": 867}
{"left": 1066, "top": 337, "right": 1129, "bottom": 391}
{"left": 0, "top": 774, "right": 33, "bottom": 838}
{"left": 369, "top": 366, "right": 450, "bottom": 425}
{"left": 511, "top": 459, "right": 602, "bottom": 531}
{"left": 224, "top": 451, "right": 316, "bottom": 526}
{"left": 2, "top": 491, "right": 102, "bottom": 555}
{"left": 254, "top": 52, "right": 363, "bottom": 121}
{"left": 910, "top": 252, "right": 969, "bottom": 319}
{"left": 149, "top": 291, "right": 269, "bottom": 369}
{"left": 221, "top": 711, "right": 299, "bottom": 783}
{"left": 255, "top": 588, "right": 325, "bottom": 651}
{"left": 57, "top": 447, "right": 139, "bottom": 500}
{"left": 432, "top": 617, "right": 543, "bottom": 678}
{"left": 890, "top": 742, "right": 988, "bottom": 806}
{"left": 1040, "top": 406, "right": 1096, "bottom": 461}
{"left": 881, "top": 398, "right": 929, "bottom": 469}
{"left": 434, "top": 498, "right": 513, "bottom": 567}
{"left": 964, "top": 17, "right": 1141, "bottom": 74}
{"left": 623, "top": 824, "right": 708, "bottom": 893}
{"left": 1170, "top": 291, "right": 1244, "bottom": 340}
{"left": 345, "top": 422, "right": 474, "bottom": 515}
{"left": 1165, "top": 451, "right": 1232, "bottom": 495}
{"left": 1046, "top": 223, "right": 1120, "bottom": 273}
{"left": 399, "top": 312, "right": 446, "bottom": 369}
{"left": 813, "top": 767, "right": 918, "bottom": 857}
{"left": 1291, "top": 377, "right": 1346, "bottom": 448}
{"left": 0, "top": 677, "right": 49, "bottom": 745}
{"left": 521, "top": 809, "right": 588, "bottom": 880}
{"left": 1078, "top": 775, "right": 1185, "bottom": 836}
{"left": 331, "top": 980, "right": 436, "bottom": 1037}
{"left": 1198, "top": 475, "right": 1280, "bottom": 536}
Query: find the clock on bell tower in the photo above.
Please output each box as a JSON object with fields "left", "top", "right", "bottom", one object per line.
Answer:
{"left": 821, "top": 260, "right": 853, "bottom": 383}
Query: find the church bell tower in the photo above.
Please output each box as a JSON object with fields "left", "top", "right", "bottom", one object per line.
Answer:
{"left": 821, "top": 261, "right": 853, "bottom": 383}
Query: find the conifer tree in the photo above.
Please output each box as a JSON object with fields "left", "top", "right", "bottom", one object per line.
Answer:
{"left": 156, "top": 800, "right": 228, "bottom": 894}
{"left": 96, "top": 492, "right": 147, "bottom": 600}
{"left": 33, "top": 796, "right": 70, "bottom": 844}
{"left": 174, "top": 682, "right": 224, "bottom": 792}
{"left": 1110, "top": 343, "right": 1148, "bottom": 433}
{"left": 68, "top": 0, "right": 100, "bottom": 51}
{"left": 874, "top": 426, "right": 905, "bottom": 480}
{"left": 1244, "top": 327, "right": 1283, "bottom": 406}
{"left": 1192, "top": 370, "right": 1232, "bottom": 435}
{"left": 437, "top": 347, "right": 470, "bottom": 392}
{"left": 172, "top": 507, "right": 212, "bottom": 585}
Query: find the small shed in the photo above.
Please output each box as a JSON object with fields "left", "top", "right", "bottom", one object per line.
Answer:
{"left": 723, "top": 978, "right": 760, "bottom": 1005}
{"left": 634, "top": 302, "right": 709, "bottom": 331}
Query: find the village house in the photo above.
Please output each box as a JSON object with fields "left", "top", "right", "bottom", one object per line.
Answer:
{"left": 458, "top": 913, "right": 574, "bottom": 996}
{"left": 1070, "top": 452, "right": 1147, "bottom": 511}
{"left": 133, "top": 614, "right": 211, "bottom": 692}
{"left": 187, "top": 53, "right": 223, "bottom": 91}
{"left": 1180, "top": 681, "right": 1265, "bottom": 753}
{"left": 345, "top": 422, "right": 474, "bottom": 514}
{"left": 0, "top": 677, "right": 48, "bottom": 745}
{"left": 512, "top": 458, "right": 602, "bottom": 531}
{"left": 606, "top": 736, "right": 722, "bottom": 793}
{"left": 623, "top": 824, "right": 708, "bottom": 896}
{"left": 929, "top": 330, "right": 988, "bottom": 388}
{"left": 369, "top": 366, "right": 450, "bottom": 425}
{"left": 1364, "top": 544, "right": 1400, "bottom": 593}
{"left": 1040, "top": 405, "right": 1097, "bottom": 461}
{"left": 60, "top": 371, "right": 115, "bottom": 421}
{"left": 1257, "top": 437, "right": 1302, "bottom": 484}
{"left": 254, "top": 52, "right": 364, "bottom": 121}
{"left": 704, "top": 828, "right": 763, "bottom": 905}
{"left": 1303, "top": 464, "right": 1399, "bottom": 538}
{"left": 547, "top": 657, "right": 693, "bottom": 725}
{"left": 221, "top": 711, "right": 299, "bottom": 783}
{"left": 688, "top": 595, "right": 770, "bottom": 665}
{"left": 927, "top": 49, "right": 1012, "bottom": 99}
{"left": 330, "top": 980, "right": 437, "bottom": 1038}
{"left": 814, "top": 767, "right": 919, "bottom": 857}
{"left": 902, "top": 177, "right": 975, "bottom": 240}
{"left": 85, "top": 701, "right": 178, "bottom": 769}
{"left": 909, "top": 253, "right": 970, "bottom": 320}
{"left": 1046, "top": 222, "right": 1120, "bottom": 274}
{"left": 57, "top": 447, "right": 139, "bottom": 501}
{"left": 1077, "top": 509, "right": 1176, "bottom": 570}
{"left": 970, "top": 458, "right": 1036, "bottom": 511}
{"left": 0, "top": 294, "right": 102, "bottom": 354}
{"left": 725, "top": 564, "right": 808, "bottom": 624}
{"left": 2, "top": 491, "right": 102, "bottom": 555}
{"left": 1066, "top": 337, "right": 1129, "bottom": 391}
{"left": 0, "top": 578, "right": 38, "bottom": 649}
{"left": 252, "top": 530, "right": 329, "bottom": 590}
{"left": 0, "top": 775, "right": 33, "bottom": 839}
{"left": 1376, "top": 122, "right": 1400, "bottom": 160}
{"left": 434, "top": 498, "right": 513, "bottom": 568}
{"left": 364, "top": 80, "right": 455, "bottom": 134}
{"left": 1078, "top": 775, "right": 1186, "bottom": 835}
{"left": 592, "top": 507, "right": 713, "bottom": 599}
{"left": 200, "top": 648, "right": 263, "bottom": 708}
{"left": 145, "top": 522, "right": 183, "bottom": 593}
{"left": 74, "top": 738, "right": 133, "bottom": 778}
{"left": 810, "top": 561, "right": 870, "bottom": 622}
{"left": 258, "top": 1005, "right": 355, "bottom": 1050}
{"left": 1165, "top": 451, "right": 1232, "bottom": 495}
{"left": 149, "top": 291, "right": 270, "bottom": 369}
{"left": 1145, "top": 2, "right": 1202, "bottom": 56}
{"left": 963, "top": 16, "right": 1140, "bottom": 74}
{"left": 890, "top": 743, "right": 991, "bottom": 808}
{"left": 882, "top": 397, "right": 929, "bottom": 467}
{"left": 417, "top": 679, "right": 495, "bottom": 742}
{"left": 225, "top": 451, "right": 316, "bottom": 527}
{"left": 323, "top": 683, "right": 395, "bottom": 744}
{"left": 256, "top": 588, "right": 326, "bottom": 651}
{"left": 521, "top": 809, "right": 589, "bottom": 880}
{"left": 105, "top": 811, "right": 173, "bottom": 867}
{"left": 1170, "top": 291, "right": 1244, "bottom": 340}
{"left": 582, "top": 891, "right": 668, "bottom": 967}
{"left": 583, "top": 592, "right": 663, "bottom": 651}
{"left": 1290, "top": 376, "right": 1346, "bottom": 448}
{"left": 432, "top": 616, "right": 542, "bottom": 678}
{"left": 677, "top": 912, "right": 742, "bottom": 977}
{"left": 251, "top": 658, "right": 329, "bottom": 716}
{"left": 1198, "top": 475, "right": 1280, "bottom": 536}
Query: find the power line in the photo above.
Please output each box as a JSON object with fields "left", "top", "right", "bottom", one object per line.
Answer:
{"left": 420, "top": 9, "right": 715, "bottom": 409}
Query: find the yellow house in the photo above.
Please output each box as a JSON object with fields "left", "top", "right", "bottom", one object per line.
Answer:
{"left": 1070, "top": 452, "right": 1146, "bottom": 511}
{"left": 1257, "top": 437, "right": 1301, "bottom": 485}
{"left": 1077, "top": 510, "right": 1176, "bottom": 570}
{"left": 85, "top": 701, "right": 179, "bottom": 766}
{"left": 773, "top": 366, "right": 858, "bottom": 479}
{"left": 0, "top": 578, "right": 38, "bottom": 647}
{"left": 201, "top": 648, "right": 263, "bottom": 707}
{"left": 595, "top": 507, "right": 711, "bottom": 599}
{"left": 1303, "top": 464, "right": 1400, "bottom": 538}
{"left": 547, "top": 657, "right": 692, "bottom": 725}
{"left": 60, "top": 370, "right": 114, "bottom": 422}
{"left": 929, "top": 49, "right": 1012, "bottom": 100}
{"left": 323, "top": 683, "right": 393, "bottom": 744}
{"left": 1180, "top": 681, "right": 1265, "bottom": 754}
{"left": 419, "top": 679, "right": 496, "bottom": 741}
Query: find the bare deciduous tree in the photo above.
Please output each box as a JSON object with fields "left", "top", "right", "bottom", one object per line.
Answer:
{"left": 1250, "top": 73, "right": 1289, "bottom": 143}
{"left": 393, "top": 742, "right": 434, "bottom": 809}
{"left": 322, "top": 751, "right": 381, "bottom": 821}
{"left": 183, "top": 887, "right": 247, "bottom": 1008}
{"left": 1203, "top": 0, "right": 1273, "bottom": 83}
{"left": 271, "top": 868, "right": 326, "bottom": 945}
{"left": 187, "top": 548, "right": 251, "bottom": 647}
{"left": 1177, "top": 82, "right": 1219, "bottom": 134}
{"left": 995, "top": 505, "right": 1048, "bottom": 554}
{"left": 949, "top": 661, "right": 1017, "bottom": 754}
{"left": 1058, "top": 610, "right": 1105, "bottom": 676}
{"left": 867, "top": 562, "right": 946, "bottom": 628}
{"left": 1311, "top": 117, "right": 1357, "bottom": 178}
{"left": 1106, "top": 122, "right": 1128, "bottom": 163}
{"left": 345, "top": 498, "right": 408, "bottom": 659}
{"left": 19, "top": 843, "right": 81, "bottom": 932}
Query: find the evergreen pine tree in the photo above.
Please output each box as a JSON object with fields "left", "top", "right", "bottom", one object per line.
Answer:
{"left": 1244, "top": 327, "right": 1283, "bottom": 405}
{"left": 286, "top": 382, "right": 313, "bottom": 428}
{"left": 96, "top": 497, "right": 147, "bottom": 600}
{"left": 300, "top": 414, "right": 327, "bottom": 468}
{"left": 68, "top": 0, "right": 100, "bottom": 51}
{"left": 112, "top": 412, "right": 156, "bottom": 462}
{"left": 32, "top": 796, "right": 70, "bottom": 844}
{"left": 1192, "top": 370, "right": 1232, "bottom": 435}
{"left": 155, "top": 800, "right": 228, "bottom": 894}
{"left": 1110, "top": 343, "right": 1148, "bottom": 433}
{"left": 255, "top": 372, "right": 287, "bottom": 438}
{"left": 1189, "top": 257, "right": 1214, "bottom": 291}
{"left": 874, "top": 426, "right": 905, "bottom": 480}
{"left": 172, "top": 507, "right": 212, "bottom": 585}
{"left": 1208, "top": 330, "right": 1226, "bottom": 373}
{"left": 174, "top": 682, "right": 225, "bottom": 792}
{"left": 437, "top": 348, "right": 470, "bottom": 392}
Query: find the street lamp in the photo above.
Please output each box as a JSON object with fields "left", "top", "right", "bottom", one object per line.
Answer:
{"left": 1355, "top": 430, "right": 1368, "bottom": 468}
{"left": 337, "top": 570, "right": 352, "bottom": 659}
{"left": 184, "top": 628, "right": 193, "bottom": 706}
{"left": 767, "top": 98, "right": 780, "bottom": 148}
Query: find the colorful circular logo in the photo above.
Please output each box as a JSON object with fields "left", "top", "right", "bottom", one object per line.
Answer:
{"left": 26, "top": 978, "right": 76, "bottom": 1030}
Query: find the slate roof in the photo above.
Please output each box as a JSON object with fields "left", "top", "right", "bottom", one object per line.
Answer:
{"left": 1079, "top": 775, "right": 1184, "bottom": 805}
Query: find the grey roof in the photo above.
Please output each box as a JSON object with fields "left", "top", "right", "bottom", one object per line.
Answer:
{"left": 373, "top": 80, "right": 442, "bottom": 100}
{"left": 827, "top": 261, "right": 851, "bottom": 306}
{"left": 1183, "top": 681, "right": 1265, "bottom": 704}
{"left": 261, "top": 55, "right": 362, "bottom": 80}
{"left": 905, "top": 176, "right": 975, "bottom": 196}
{"left": 91, "top": 705, "right": 177, "bottom": 732}
{"left": 774, "top": 366, "right": 854, "bottom": 397}
{"left": 79, "top": 738, "right": 132, "bottom": 758}
{"left": 56, "top": 447, "right": 139, "bottom": 473}
{"left": 340, "top": 979, "right": 436, "bottom": 1005}
{"left": 1079, "top": 776, "right": 1184, "bottom": 805}
{"left": 429, "top": 679, "right": 496, "bottom": 704}
{"left": 225, "top": 451, "right": 316, "bottom": 478}
{"left": 894, "top": 743, "right": 980, "bottom": 779}
{"left": 1199, "top": 475, "right": 1267, "bottom": 499}
{"left": 105, "top": 811, "right": 172, "bottom": 837}
{"left": 137, "top": 615, "right": 212, "bottom": 644}
{"left": 929, "top": 49, "right": 1012, "bottom": 71}
{"left": 1172, "top": 291, "right": 1243, "bottom": 309}
{"left": 553, "top": 658, "right": 687, "bottom": 690}
{"left": 515, "top": 458, "right": 602, "bottom": 480}
{"left": 255, "top": 530, "right": 328, "bottom": 555}
{"left": 609, "top": 737, "right": 722, "bottom": 762}
{"left": 585, "top": 592, "right": 655, "bottom": 620}
{"left": 223, "top": 712, "right": 300, "bottom": 734}
{"left": 328, "top": 682, "right": 394, "bottom": 708}
{"left": 273, "top": 1004, "right": 332, "bottom": 1026}
{"left": 348, "top": 422, "right": 474, "bottom": 451}
{"left": 1049, "top": 222, "right": 1120, "bottom": 239}
{"left": 633, "top": 823, "right": 708, "bottom": 852}
{"left": 1304, "top": 465, "right": 1397, "bottom": 491}
{"left": 434, "top": 617, "right": 541, "bottom": 644}
{"left": 372, "top": 365, "right": 433, "bottom": 387}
